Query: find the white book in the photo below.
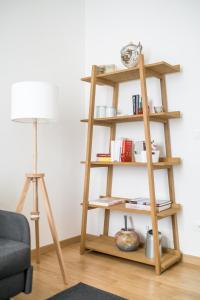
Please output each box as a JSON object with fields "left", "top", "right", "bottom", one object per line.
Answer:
{"left": 111, "top": 140, "right": 115, "bottom": 161}
{"left": 111, "top": 140, "right": 122, "bottom": 162}
{"left": 90, "top": 197, "right": 124, "bottom": 207}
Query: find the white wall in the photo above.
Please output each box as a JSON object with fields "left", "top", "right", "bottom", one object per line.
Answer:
{"left": 84, "top": 0, "right": 200, "bottom": 256}
{"left": 0, "top": 0, "right": 85, "bottom": 248}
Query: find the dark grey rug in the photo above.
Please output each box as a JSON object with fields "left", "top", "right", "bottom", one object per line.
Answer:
{"left": 47, "top": 282, "right": 127, "bottom": 300}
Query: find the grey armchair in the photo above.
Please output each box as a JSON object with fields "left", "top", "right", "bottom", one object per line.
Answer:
{"left": 0, "top": 210, "right": 33, "bottom": 300}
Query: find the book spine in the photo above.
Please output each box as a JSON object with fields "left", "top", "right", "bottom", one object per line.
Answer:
{"left": 126, "top": 203, "right": 150, "bottom": 210}
{"left": 97, "top": 157, "right": 112, "bottom": 162}
{"left": 132, "top": 95, "right": 136, "bottom": 115}
{"left": 117, "top": 140, "right": 122, "bottom": 162}
{"left": 132, "top": 140, "right": 135, "bottom": 161}
{"left": 139, "top": 96, "right": 143, "bottom": 114}
{"left": 136, "top": 95, "right": 139, "bottom": 115}
{"left": 111, "top": 140, "right": 122, "bottom": 162}
{"left": 111, "top": 140, "right": 115, "bottom": 161}
{"left": 156, "top": 204, "right": 171, "bottom": 211}
{"left": 121, "top": 140, "right": 133, "bottom": 162}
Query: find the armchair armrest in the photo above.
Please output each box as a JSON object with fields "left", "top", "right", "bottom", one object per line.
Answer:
{"left": 0, "top": 210, "right": 30, "bottom": 245}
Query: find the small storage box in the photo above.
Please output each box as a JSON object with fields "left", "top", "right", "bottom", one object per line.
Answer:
{"left": 135, "top": 150, "right": 160, "bottom": 163}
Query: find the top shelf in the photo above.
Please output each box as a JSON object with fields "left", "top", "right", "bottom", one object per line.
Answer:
{"left": 81, "top": 61, "right": 180, "bottom": 86}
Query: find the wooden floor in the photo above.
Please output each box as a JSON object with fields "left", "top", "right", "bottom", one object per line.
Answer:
{"left": 16, "top": 242, "right": 200, "bottom": 300}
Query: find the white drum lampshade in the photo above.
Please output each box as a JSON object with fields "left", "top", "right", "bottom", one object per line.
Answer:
{"left": 11, "top": 81, "right": 58, "bottom": 123}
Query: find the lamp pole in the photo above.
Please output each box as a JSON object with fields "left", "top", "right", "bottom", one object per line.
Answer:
{"left": 32, "top": 119, "right": 40, "bottom": 263}
{"left": 33, "top": 119, "right": 38, "bottom": 174}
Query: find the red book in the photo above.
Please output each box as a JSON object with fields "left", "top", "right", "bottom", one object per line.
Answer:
{"left": 121, "top": 140, "right": 132, "bottom": 162}
{"left": 96, "top": 153, "right": 111, "bottom": 157}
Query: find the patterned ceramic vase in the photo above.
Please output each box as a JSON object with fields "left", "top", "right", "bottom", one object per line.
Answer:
{"left": 120, "top": 42, "right": 142, "bottom": 68}
{"left": 115, "top": 228, "right": 140, "bottom": 251}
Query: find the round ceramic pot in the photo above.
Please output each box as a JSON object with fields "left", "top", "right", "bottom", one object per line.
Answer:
{"left": 115, "top": 228, "right": 140, "bottom": 251}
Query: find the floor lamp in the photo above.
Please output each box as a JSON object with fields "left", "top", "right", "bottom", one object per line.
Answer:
{"left": 11, "top": 81, "right": 67, "bottom": 284}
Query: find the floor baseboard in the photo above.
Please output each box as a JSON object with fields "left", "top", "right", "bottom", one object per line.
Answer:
{"left": 31, "top": 235, "right": 81, "bottom": 260}
{"left": 182, "top": 254, "right": 200, "bottom": 266}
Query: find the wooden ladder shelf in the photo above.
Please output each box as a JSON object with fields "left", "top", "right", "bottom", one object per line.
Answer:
{"left": 80, "top": 54, "right": 182, "bottom": 275}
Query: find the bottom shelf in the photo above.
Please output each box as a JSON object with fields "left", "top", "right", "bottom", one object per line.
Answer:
{"left": 85, "top": 235, "right": 181, "bottom": 272}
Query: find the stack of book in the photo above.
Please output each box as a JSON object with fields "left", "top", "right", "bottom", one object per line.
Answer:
{"left": 90, "top": 197, "right": 125, "bottom": 207}
{"left": 132, "top": 94, "right": 143, "bottom": 115}
{"left": 125, "top": 198, "right": 171, "bottom": 212}
{"left": 96, "top": 153, "right": 111, "bottom": 162}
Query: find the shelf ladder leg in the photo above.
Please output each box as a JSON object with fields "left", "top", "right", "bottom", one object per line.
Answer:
{"left": 160, "top": 76, "right": 180, "bottom": 252}
{"left": 103, "top": 83, "right": 119, "bottom": 236}
{"left": 80, "top": 65, "right": 97, "bottom": 254}
{"left": 139, "top": 54, "right": 161, "bottom": 275}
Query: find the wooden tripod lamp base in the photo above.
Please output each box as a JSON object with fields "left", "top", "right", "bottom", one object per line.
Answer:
{"left": 16, "top": 173, "right": 67, "bottom": 284}
{"left": 11, "top": 82, "right": 67, "bottom": 283}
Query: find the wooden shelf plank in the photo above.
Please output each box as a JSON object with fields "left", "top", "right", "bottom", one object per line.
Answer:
{"left": 85, "top": 235, "right": 181, "bottom": 271}
{"left": 81, "top": 158, "right": 181, "bottom": 169}
{"left": 87, "top": 203, "right": 181, "bottom": 220}
{"left": 86, "top": 235, "right": 155, "bottom": 265}
{"left": 81, "top": 111, "right": 181, "bottom": 126}
{"left": 81, "top": 62, "right": 180, "bottom": 85}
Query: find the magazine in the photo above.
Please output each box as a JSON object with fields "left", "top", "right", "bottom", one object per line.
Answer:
{"left": 90, "top": 197, "right": 125, "bottom": 207}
